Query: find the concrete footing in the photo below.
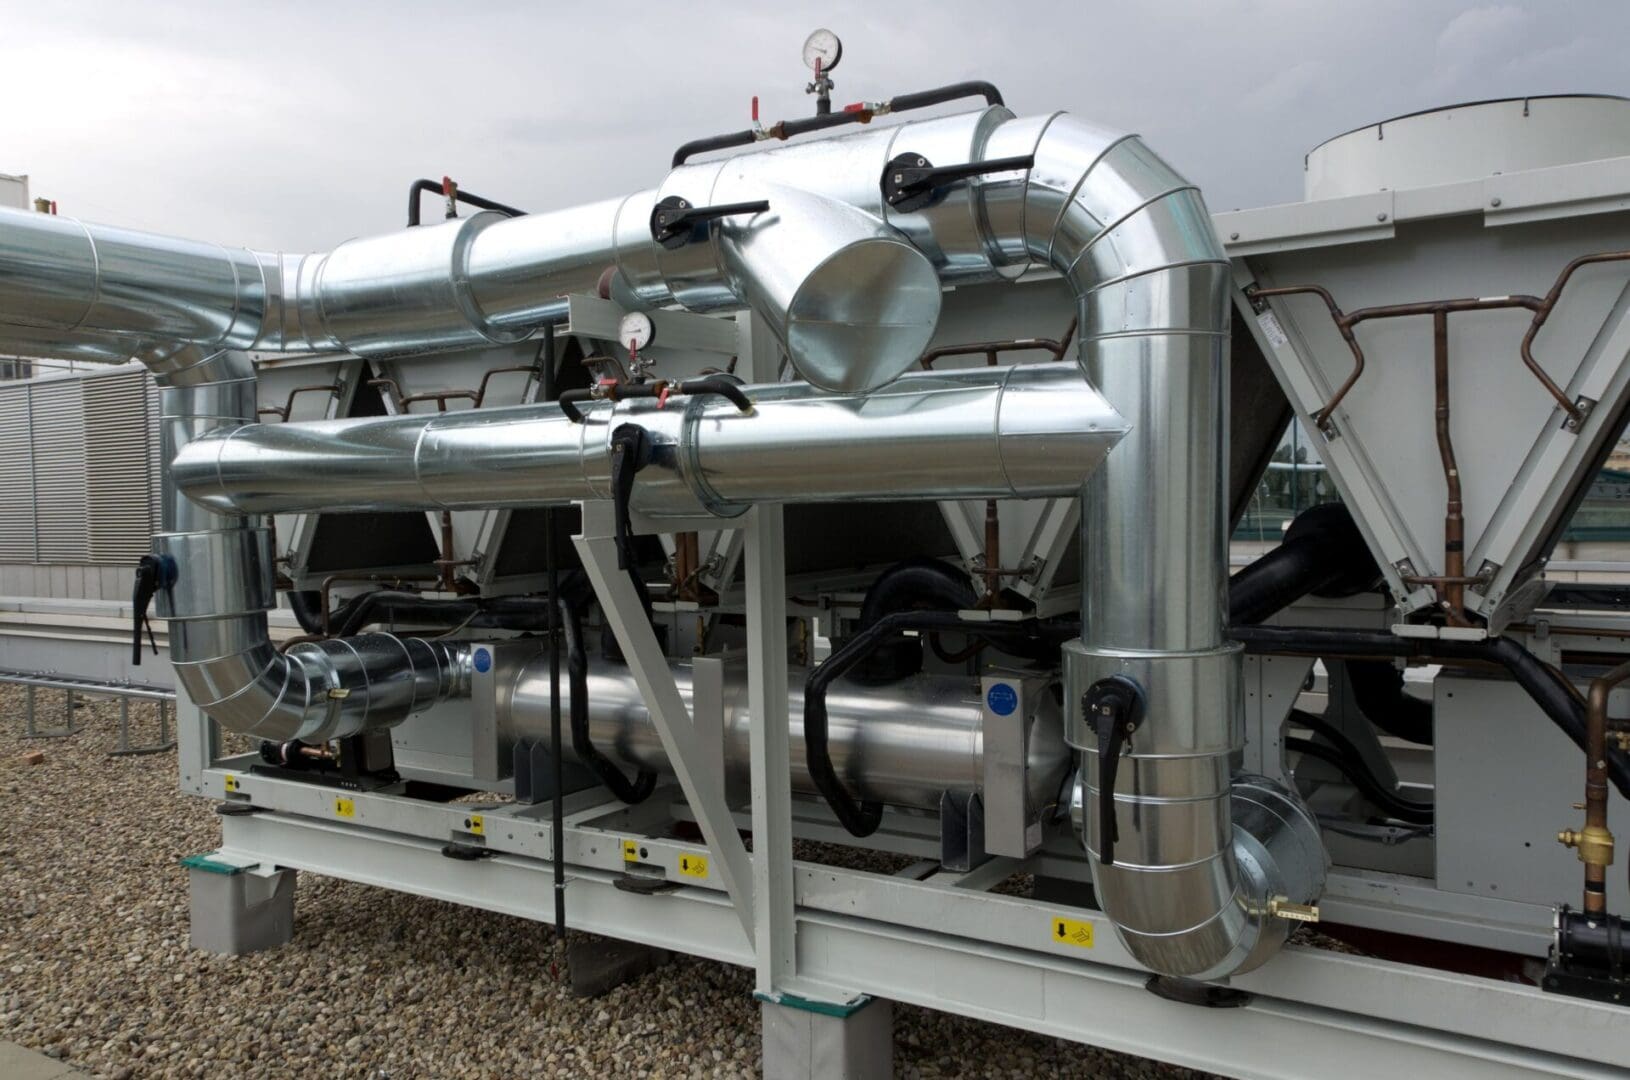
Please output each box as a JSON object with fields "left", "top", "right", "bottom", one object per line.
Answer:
{"left": 185, "top": 855, "right": 297, "bottom": 955}
{"left": 567, "top": 938, "right": 667, "bottom": 997}
{"left": 761, "top": 994, "right": 893, "bottom": 1080}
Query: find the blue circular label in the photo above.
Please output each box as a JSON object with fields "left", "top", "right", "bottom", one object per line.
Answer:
{"left": 986, "top": 682, "right": 1018, "bottom": 716}
{"left": 473, "top": 648, "right": 492, "bottom": 674}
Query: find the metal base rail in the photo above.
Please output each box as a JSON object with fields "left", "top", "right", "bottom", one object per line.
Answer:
{"left": 3, "top": 668, "right": 175, "bottom": 755}
{"left": 202, "top": 799, "right": 1630, "bottom": 1079}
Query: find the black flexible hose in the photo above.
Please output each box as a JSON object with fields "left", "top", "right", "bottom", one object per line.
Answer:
{"left": 1286, "top": 737, "right": 1435, "bottom": 826}
{"left": 328, "top": 591, "right": 556, "bottom": 637}
{"left": 856, "top": 557, "right": 975, "bottom": 629}
{"left": 1233, "top": 625, "right": 1630, "bottom": 800}
{"left": 285, "top": 590, "right": 327, "bottom": 635}
{"left": 1229, "top": 503, "right": 1378, "bottom": 625}
{"left": 557, "top": 587, "right": 657, "bottom": 804}
{"left": 1345, "top": 659, "right": 1434, "bottom": 745}
{"left": 1287, "top": 708, "right": 1435, "bottom": 824}
{"left": 805, "top": 610, "right": 1075, "bottom": 836}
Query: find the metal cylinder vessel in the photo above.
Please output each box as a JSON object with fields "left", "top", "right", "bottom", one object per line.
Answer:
{"left": 509, "top": 658, "right": 1068, "bottom": 813}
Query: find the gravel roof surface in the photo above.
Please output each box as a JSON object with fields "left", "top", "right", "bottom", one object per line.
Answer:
{"left": 0, "top": 683, "right": 1214, "bottom": 1078}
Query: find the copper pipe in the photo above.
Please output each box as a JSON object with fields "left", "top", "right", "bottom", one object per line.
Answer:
{"left": 1433, "top": 310, "right": 1466, "bottom": 617}
{"left": 981, "top": 499, "right": 1002, "bottom": 605}
{"left": 1246, "top": 251, "right": 1630, "bottom": 436}
{"left": 257, "top": 383, "right": 342, "bottom": 422}
{"left": 368, "top": 363, "right": 539, "bottom": 414}
{"left": 1523, "top": 251, "right": 1630, "bottom": 422}
{"left": 917, "top": 316, "right": 1078, "bottom": 371}
{"left": 1573, "top": 660, "right": 1630, "bottom": 913}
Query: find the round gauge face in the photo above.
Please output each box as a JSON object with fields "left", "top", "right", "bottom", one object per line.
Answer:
{"left": 618, "top": 311, "right": 655, "bottom": 352}
{"left": 802, "top": 28, "right": 842, "bottom": 73}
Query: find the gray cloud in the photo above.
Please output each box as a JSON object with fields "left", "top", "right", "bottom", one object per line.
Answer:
{"left": 2, "top": 0, "right": 1624, "bottom": 248}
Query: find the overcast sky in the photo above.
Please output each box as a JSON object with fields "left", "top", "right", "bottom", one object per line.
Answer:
{"left": 2, "top": 1, "right": 1625, "bottom": 251}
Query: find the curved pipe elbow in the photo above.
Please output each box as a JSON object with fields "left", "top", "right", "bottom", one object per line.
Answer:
{"left": 172, "top": 626, "right": 470, "bottom": 743}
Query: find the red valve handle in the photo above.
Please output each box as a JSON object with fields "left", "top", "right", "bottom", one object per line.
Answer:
{"left": 441, "top": 175, "right": 455, "bottom": 197}
{"left": 657, "top": 385, "right": 672, "bottom": 409}
{"left": 752, "top": 95, "right": 759, "bottom": 123}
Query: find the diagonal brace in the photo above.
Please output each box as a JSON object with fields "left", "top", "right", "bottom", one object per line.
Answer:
{"left": 573, "top": 501, "right": 755, "bottom": 944}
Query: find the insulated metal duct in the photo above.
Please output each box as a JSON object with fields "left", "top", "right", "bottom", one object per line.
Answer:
{"left": 0, "top": 181, "right": 941, "bottom": 390}
{"left": 169, "top": 364, "right": 1127, "bottom": 518}
{"left": 148, "top": 345, "right": 470, "bottom": 742}
{"left": 509, "top": 659, "right": 1068, "bottom": 813}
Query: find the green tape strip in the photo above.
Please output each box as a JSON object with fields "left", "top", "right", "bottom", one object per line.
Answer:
{"left": 180, "top": 853, "right": 244, "bottom": 876}
{"left": 753, "top": 990, "right": 873, "bottom": 1018}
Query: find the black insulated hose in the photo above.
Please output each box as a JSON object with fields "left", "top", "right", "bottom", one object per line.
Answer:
{"left": 1233, "top": 625, "right": 1630, "bottom": 801}
{"left": 1287, "top": 708, "right": 1435, "bottom": 824}
{"left": 805, "top": 610, "right": 1075, "bottom": 837}
{"left": 558, "top": 585, "right": 657, "bottom": 805}
{"left": 1229, "top": 502, "right": 1379, "bottom": 625}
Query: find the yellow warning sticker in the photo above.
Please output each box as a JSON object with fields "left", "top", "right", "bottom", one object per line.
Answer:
{"left": 677, "top": 852, "right": 709, "bottom": 879}
{"left": 622, "top": 839, "right": 640, "bottom": 862}
{"left": 224, "top": 775, "right": 239, "bottom": 794}
{"left": 465, "top": 814, "right": 484, "bottom": 836}
{"left": 1052, "top": 916, "right": 1094, "bottom": 949}
{"left": 334, "top": 797, "right": 355, "bottom": 819}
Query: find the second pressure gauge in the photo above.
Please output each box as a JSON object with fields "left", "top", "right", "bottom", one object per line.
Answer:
{"left": 802, "top": 29, "right": 842, "bottom": 73}
{"left": 618, "top": 311, "right": 655, "bottom": 352}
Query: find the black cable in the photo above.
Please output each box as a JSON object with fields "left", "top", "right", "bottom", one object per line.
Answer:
{"left": 1287, "top": 709, "right": 1435, "bottom": 824}
{"left": 543, "top": 328, "right": 566, "bottom": 940}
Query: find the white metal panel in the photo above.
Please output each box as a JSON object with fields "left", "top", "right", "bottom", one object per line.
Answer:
{"left": 0, "top": 383, "right": 36, "bottom": 561}
{"left": 29, "top": 378, "right": 88, "bottom": 563}
{"left": 83, "top": 368, "right": 157, "bottom": 562}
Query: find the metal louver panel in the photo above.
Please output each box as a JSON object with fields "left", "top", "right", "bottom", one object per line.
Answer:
{"left": 0, "top": 383, "right": 36, "bottom": 561}
{"left": 30, "top": 378, "right": 89, "bottom": 562}
{"left": 84, "top": 368, "right": 156, "bottom": 562}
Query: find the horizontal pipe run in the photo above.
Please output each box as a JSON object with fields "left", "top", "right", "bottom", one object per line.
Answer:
{"left": 508, "top": 656, "right": 1067, "bottom": 813}
{"left": 171, "top": 364, "right": 1128, "bottom": 518}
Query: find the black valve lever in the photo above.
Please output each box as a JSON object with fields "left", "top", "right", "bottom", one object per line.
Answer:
{"left": 649, "top": 196, "right": 771, "bottom": 250}
{"left": 608, "top": 424, "right": 654, "bottom": 572}
{"left": 1084, "top": 674, "right": 1146, "bottom": 867}
{"left": 131, "top": 554, "right": 171, "bottom": 665}
{"left": 881, "top": 152, "right": 1036, "bottom": 214}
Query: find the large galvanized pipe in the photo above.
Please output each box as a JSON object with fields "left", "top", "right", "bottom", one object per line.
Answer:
{"left": 145, "top": 345, "right": 470, "bottom": 742}
{"left": 509, "top": 659, "right": 1067, "bottom": 813}
{"left": 974, "top": 115, "right": 1326, "bottom": 978}
{"left": 169, "top": 364, "right": 1127, "bottom": 518}
{"left": 0, "top": 180, "right": 941, "bottom": 390}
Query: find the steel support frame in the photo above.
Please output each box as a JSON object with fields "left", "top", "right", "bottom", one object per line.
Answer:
{"left": 202, "top": 806, "right": 1630, "bottom": 1079}
{"left": 574, "top": 499, "right": 756, "bottom": 945}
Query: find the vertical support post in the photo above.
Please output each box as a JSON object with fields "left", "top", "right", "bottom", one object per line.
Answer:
{"left": 746, "top": 504, "right": 794, "bottom": 995}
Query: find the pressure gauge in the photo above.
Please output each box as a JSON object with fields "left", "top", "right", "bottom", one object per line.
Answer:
{"left": 618, "top": 311, "right": 654, "bottom": 352}
{"left": 802, "top": 29, "right": 842, "bottom": 73}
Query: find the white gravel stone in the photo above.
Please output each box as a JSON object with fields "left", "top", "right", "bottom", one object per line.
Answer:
{"left": 0, "top": 683, "right": 1214, "bottom": 1078}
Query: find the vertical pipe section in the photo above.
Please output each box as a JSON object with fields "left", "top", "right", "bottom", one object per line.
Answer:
{"left": 1002, "top": 115, "right": 1325, "bottom": 978}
